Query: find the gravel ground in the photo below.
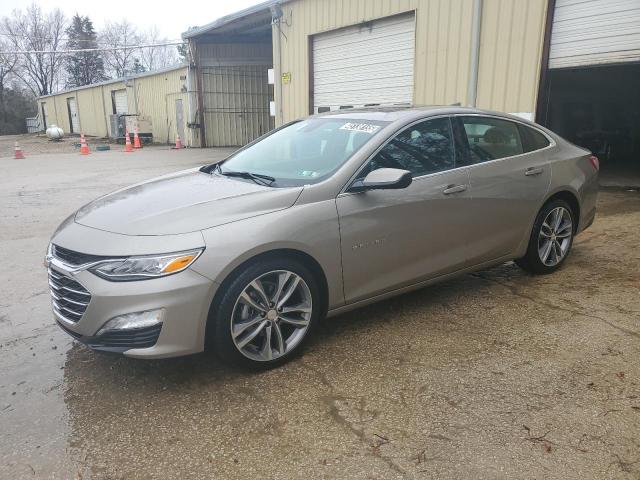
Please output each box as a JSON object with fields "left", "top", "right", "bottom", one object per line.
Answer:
{"left": 0, "top": 148, "right": 638, "bottom": 479}
{"left": 0, "top": 132, "right": 178, "bottom": 158}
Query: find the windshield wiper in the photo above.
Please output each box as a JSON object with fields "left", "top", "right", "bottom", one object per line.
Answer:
{"left": 215, "top": 165, "right": 276, "bottom": 187}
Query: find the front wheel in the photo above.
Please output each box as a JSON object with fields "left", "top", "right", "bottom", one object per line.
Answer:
{"left": 210, "top": 258, "right": 321, "bottom": 369}
{"left": 516, "top": 199, "right": 575, "bottom": 274}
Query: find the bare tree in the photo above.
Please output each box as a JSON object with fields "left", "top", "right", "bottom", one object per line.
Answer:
{"left": 1, "top": 3, "right": 66, "bottom": 96}
{"left": 99, "top": 19, "right": 142, "bottom": 78}
{"left": 139, "top": 26, "right": 179, "bottom": 71}
{"left": 0, "top": 37, "right": 19, "bottom": 124}
{"left": 0, "top": 38, "right": 18, "bottom": 96}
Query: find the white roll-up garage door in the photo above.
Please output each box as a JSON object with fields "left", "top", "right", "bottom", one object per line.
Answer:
{"left": 312, "top": 13, "right": 415, "bottom": 113}
{"left": 549, "top": 0, "right": 640, "bottom": 69}
{"left": 113, "top": 89, "right": 128, "bottom": 114}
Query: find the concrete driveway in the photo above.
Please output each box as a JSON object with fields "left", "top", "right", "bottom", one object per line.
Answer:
{"left": 0, "top": 147, "right": 638, "bottom": 479}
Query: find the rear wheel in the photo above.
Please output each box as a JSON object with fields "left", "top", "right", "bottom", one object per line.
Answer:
{"left": 516, "top": 199, "right": 575, "bottom": 274}
{"left": 211, "top": 257, "right": 321, "bottom": 369}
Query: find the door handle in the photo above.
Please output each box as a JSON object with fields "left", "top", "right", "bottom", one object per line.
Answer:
{"left": 525, "top": 167, "right": 544, "bottom": 176}
{"left": 443, "top": 184, "right": 467, "bottom": 195}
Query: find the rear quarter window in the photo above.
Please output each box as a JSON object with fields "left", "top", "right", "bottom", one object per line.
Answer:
{"left": 518, "top": 124, "right": 551, "bottom": 152}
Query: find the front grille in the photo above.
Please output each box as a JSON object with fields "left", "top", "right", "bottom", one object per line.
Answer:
{"left": 48, "top": 268, "right": 91, "bottom": 323}
{"left": 52, "top": 244, "right": 111, "bottom": 266}
{"left": 89, "top": 324, "right": 162, "bottom": 349}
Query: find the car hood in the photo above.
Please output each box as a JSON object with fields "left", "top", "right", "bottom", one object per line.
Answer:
{"left": 74, "top": 169, "right": 304, "bottom": 235}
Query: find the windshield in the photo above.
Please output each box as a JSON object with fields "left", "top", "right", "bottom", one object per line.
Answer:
{"left": 216, "top": 117, "right": 389, "bottom": 187}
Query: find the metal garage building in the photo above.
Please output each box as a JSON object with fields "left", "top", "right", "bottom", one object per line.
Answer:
{"left": 37, "top": 65, "right": 190, "bottom": 146}
{"left": 186, "top": 0, "right": 548, "bottom": 139}
{"left": 187, "top": 0, "right": 640, "bottom": 180}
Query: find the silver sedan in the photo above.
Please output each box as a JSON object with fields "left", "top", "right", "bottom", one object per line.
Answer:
{"left": 46, "top": 107, "right": 599, "bottom": 368}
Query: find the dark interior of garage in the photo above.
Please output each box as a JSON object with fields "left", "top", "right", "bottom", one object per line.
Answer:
{"left": 540, "top": 63, "right": 640, "bottom": 185}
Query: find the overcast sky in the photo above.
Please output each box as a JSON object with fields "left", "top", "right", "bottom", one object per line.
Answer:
{"left": 0, "top": 0, "right": 264, "bottom": 40}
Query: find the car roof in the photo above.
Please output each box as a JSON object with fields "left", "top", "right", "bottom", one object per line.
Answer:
{"left": 312, "top": 105, "right": 524, "bottom": 124}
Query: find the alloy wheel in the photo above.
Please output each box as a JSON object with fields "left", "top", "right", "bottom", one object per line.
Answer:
{"left": 230, "top": 270, "right": 313, "bottom": 362}
{"left": 538, "top": 206, "right": 573, "bottom": 267}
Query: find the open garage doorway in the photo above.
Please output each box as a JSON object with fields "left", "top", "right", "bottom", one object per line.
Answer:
{"left": 183, "top": 3, "right": 275, "bottom": 147}
{"left": 540, "top": 63, "right": 640, "bottom": 186}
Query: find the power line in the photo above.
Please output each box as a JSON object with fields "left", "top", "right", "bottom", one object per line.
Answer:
{"left": 0, "top": 41, "right": 185, "bottom": 55}
{"left": 0, "top": 32, "right": 185, "bottom": 44}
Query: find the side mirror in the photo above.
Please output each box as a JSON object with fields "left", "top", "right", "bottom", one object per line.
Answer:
{"left": 349, "top": 168, "right": 412, "bottom": 193}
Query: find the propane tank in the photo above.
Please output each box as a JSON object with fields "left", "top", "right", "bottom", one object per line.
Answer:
{"left": 46, "top": 124, "right": 64, "bottom": 140}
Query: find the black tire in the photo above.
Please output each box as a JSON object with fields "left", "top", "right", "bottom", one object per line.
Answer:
{"left": 209, "top": 257, "right": 321, "bottom": 369}
{"left": 516, "top": 199, "right": 575, "bottom": 275}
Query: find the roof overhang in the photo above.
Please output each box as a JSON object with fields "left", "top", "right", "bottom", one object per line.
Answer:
{"left": 182, "top": 1, "right": 280, "bottom": 40}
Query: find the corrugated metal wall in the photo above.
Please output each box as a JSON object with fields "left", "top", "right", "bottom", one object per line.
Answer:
{"left": 275, "top": 0, "right": 548, "bottom": 123}
{"left": 37, "top": 67, "right": 189, "bottom": 144}
{"left": 200, "top": 65, "right": 273, "bottom": 146}
{"left": 195, "top": 42, "right": 274, "bottom": 147}
{"left": 132, "top": 68, "right": 189, "bottom": 144}
{"left": 477, "top": 0, "right": 547, "bottom": 115}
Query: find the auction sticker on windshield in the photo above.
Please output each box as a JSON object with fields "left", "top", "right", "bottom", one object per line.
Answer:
{"left": 339, "top": 123, "right": 381, "bottom": 134}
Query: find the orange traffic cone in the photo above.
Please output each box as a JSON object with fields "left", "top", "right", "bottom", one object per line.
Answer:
{"left": 80, "top": 133, "right": 90, "bottom": 155}
{"left": 124, "top": 129, "right": 134, "bottom": 153}
{"left": 173, "top": 134, "right": 183, "bottom": 150}
{"left": 14, "top": 141, "right": 25, "bottom": 159}
{"left": 133, "top": 127, "right": 142, "bottom": 149}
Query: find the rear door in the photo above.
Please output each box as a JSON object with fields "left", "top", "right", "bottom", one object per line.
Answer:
{"left": 67, "top": 97, "right": 79, "bottom": 134}
{"left": 337, "top": 116, "right": 471, "bottom": 303}
{"left": 455, "top": 115, "right": 552, "bottom": 264}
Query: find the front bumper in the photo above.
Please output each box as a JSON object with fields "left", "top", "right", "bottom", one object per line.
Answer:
{"left": 50, "top": 262, "right": 218, "bottom": 359}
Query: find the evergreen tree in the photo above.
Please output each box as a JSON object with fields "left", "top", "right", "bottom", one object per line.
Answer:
{"left": 65, "top": 14, "right": 107, "bottom": 87}
{"left": 131, "top": 57, "right": 146, "bottom": 74}
{"left": 176, "top": 43, "right": 188, "bottom": 63}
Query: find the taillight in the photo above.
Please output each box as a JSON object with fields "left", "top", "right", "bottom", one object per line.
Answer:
{"left": 588, "top": 155, "right": 599, "bottom": 171}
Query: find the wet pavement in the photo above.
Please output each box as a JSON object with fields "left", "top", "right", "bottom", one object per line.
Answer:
{"left": 1, "top": 149, "right": 639, "bottom": 479}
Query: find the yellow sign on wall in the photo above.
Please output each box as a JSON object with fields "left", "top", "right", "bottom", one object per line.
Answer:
{"left": 282, "top": 72, "right": 291, "bottom": 84}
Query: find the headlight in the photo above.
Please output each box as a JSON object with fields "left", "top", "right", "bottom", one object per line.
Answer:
{"left": 89, "top": 248, "right": 203, "bottom": 281}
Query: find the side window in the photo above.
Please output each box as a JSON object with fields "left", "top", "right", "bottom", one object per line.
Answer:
{"left": 364, "top": 117, "right": 455, "bottom": 178}
{"left": 518, "top": 124, "right": 551, "bottom": 152}
{"left": 460, "top": 116, "right": 524, "bottom": 163}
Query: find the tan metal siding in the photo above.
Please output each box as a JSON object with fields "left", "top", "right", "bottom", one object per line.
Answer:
{"left": 275, "top": 0, "right": 546, "bottom": 123}
{"left": 76, "top": 87, "right": 108, "bottom": 136}
{"left": 476, "top": 0, "right": 547, "bottom": 116}
{"left": 129, "top": 68, "right": 188, "bottom": 144}
{"left": 197, "top": 42, "right": 272, "bottom": 66}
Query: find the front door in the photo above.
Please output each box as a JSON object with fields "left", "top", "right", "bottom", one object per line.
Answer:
{"left": 337, "top": 117, "right": 471, "bottom": 303}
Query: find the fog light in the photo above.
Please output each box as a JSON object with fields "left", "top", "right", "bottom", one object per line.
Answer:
{"left": 96, "top": 309, "right": 164, "bottom": 336}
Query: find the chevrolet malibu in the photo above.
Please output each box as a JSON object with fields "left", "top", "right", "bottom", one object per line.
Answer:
{"left": 46, "top": 107, "right": 599, "bottom": 368}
